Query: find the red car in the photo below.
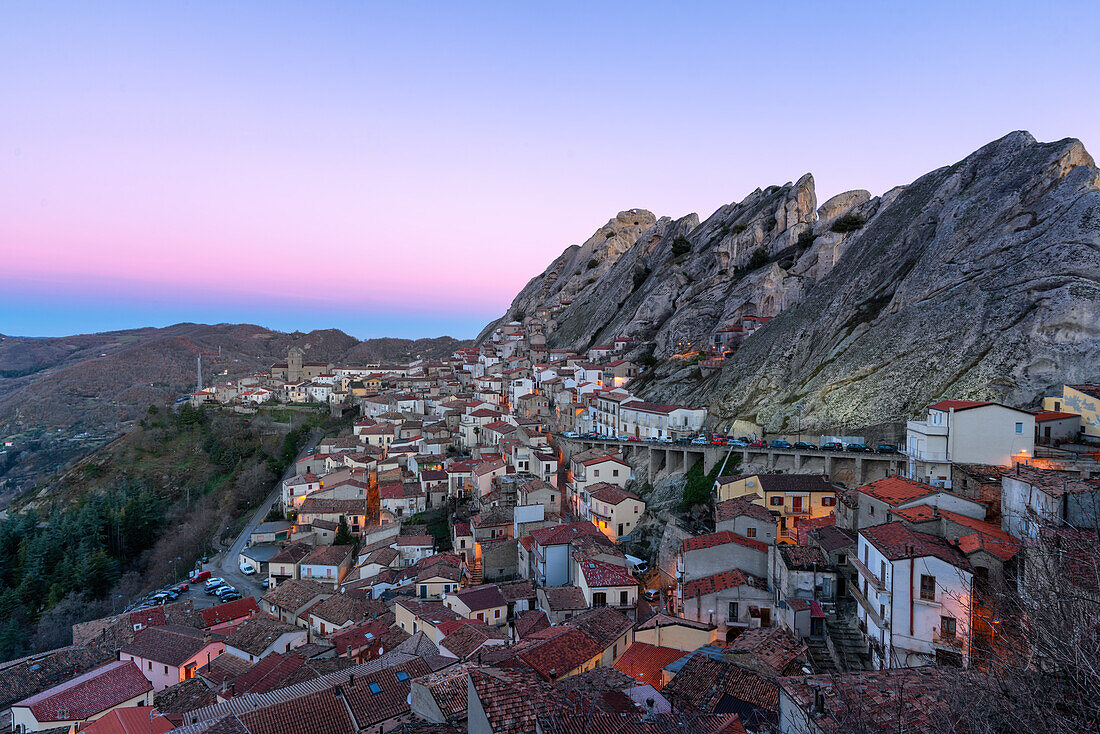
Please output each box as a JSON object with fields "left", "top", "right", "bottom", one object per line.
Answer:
{"left": 749, "top": 440, "right": 768, "bottom": 448}
{"left": 189, "top": 570, "right": 211, "bottom": 583}
{"left": 172, "top": 583, "right": 189, "bottom": 593}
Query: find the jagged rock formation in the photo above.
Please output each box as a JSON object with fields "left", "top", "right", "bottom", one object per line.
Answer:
{"left": 485, "top": 132, "right": 1100, "bottom": 434}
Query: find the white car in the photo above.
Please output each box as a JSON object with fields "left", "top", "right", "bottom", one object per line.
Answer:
{"left": 239, "top": 563, "right": 256, "bottom": 575}
{"left": 562, "top": 431, "right": 579, "bottom": 438}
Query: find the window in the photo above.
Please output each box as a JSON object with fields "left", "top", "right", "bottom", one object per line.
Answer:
{"left": 164, "top": 665, "right": 169, "bottom": 675}
{"left": 728, "top": 602, "right": 739, "bottom": 618}
{"left": 869, "top": 504, "right": 875, "bottom": 516}
{"left": 837, "top": 553, "right": 847, "bottom": 565}
{"left": 620, "top": 590, "right": 629, "bottom": 605}
{"left": 396, "top": 671, "right": 409, "bottom": 681}
{"left": 920, "top": 574, "right": 936, "bottom": 601}
{"left": 880, "top": 561, "right": 887, "bottom": 583}
{"left": 594, "top": 469, "right": 600, "bottom": 477}
{"left": 1015, "top": 422, "right": 1023, "bottom": 434}
{"left": 368, "top": 682, "right": 382, "bottom": 695}
{"left": 822, "top": 496, "right": 836, "bottom": 507}
{"left": 770, "top": 496, "right": 784, "bottom": 506}
{"left": 613, "top": 469, "right": 619, "bottom": 477}
{"left": 495, "top": 609, "right": 501, "bottom": 619}
{"left": 148, "top": 661, "right": 152, "bottom": 670}
{"left": 747, "top": 528, "right": 757, "bottom": 538}
{"left": 941, "top": 615, "right": 957, "bottom": 637}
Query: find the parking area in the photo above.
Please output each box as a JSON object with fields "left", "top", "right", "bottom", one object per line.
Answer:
{"left": 124, "top": 563, "right": 266, "bottom": 613}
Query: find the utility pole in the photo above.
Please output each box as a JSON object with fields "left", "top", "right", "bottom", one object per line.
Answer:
{"left": 197, "top": 355, "right": 203, "bottom": 392}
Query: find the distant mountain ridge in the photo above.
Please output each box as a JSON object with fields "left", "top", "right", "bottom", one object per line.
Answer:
{"left": 0, "top": 323, "right": 468, "bottom": 497}
{"left": 482, "top": 132, "right": 1100, "bottom": 435}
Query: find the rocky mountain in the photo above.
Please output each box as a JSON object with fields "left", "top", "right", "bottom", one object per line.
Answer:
{"left": 484, "top": 132, "right": 1100, "bottom": 436}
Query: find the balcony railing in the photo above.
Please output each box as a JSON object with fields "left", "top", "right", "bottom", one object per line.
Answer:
{"left": 901, "top": 447, "right": 951, "bottom": 462}
{"left": 850, "top": 582, "right": 887, "bottom": 629}
{"left": 907, "top": 420, "right": 948, "bottom": 436}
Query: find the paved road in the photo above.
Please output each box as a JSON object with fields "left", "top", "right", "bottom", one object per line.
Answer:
{"left": 204, "top": 429, "right": 321, "bottom": 599}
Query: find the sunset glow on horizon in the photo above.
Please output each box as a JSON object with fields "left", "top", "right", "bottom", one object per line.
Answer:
{"left": 3, "top": 2, "right": 1098, "bottom": 339}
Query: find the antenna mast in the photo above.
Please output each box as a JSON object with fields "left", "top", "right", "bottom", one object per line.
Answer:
{"left": 197, "top": 355, "right": 203, "bottom": 391}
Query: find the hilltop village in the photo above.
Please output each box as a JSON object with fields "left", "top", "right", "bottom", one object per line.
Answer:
{"left": 3, "top": 316, "right": 1100, "bottom": 734}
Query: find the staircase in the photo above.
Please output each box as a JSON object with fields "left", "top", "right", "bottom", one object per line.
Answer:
{"left": 469, "top": 557, "right": 483, "bottom": 585}
{"left": 826, "top": 619, "right": 869, "bottom": 671}
{"left": 804, "top": 636, "right": 838, "bottom": 674}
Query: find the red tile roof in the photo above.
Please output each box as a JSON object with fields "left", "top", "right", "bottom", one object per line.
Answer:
{"left": 861, "top": 522, "right": 972, "bottom": 570}
{"left": 682, "top": 569, "right": 759, "bottom": 599}
{"left": 928, "top": 400, "right": 992, "bottom": 411}
{"left": 856, "top": 476, "right": 937, "bottom": 506}
{"left": 77, "top": 706, "right": 174, "bottom": 734}
{"left": 201, "top": 597, "right": 259, "bottom": 628}
{"left": 724, "top": 627, "right": 807, "bottom": 675}
{"left": 715, "top": 495, "right": 774, "bottom": 524}
{"left": 578, "top": 559, "right": 637, "bottom": 587}
{"left": 682, "top": 530, "right": 767, "bottom": 554}
{"left": 452, "top": 584, "right": 507, "bottom": 612}
{"left": 530, "top": 522, "right": 601, "bottom": 547}
{"left": 15, "top": 660, "right": 152, "bottom": 722}
{"left": 518, "top": 628, "right": 602, "bottom": 680}
{"left": 587, "top": 484, "right": 641, "bottom": 506}
{"left": 1034, "top": 410, "right": 1080, "bottom": 422}
{"left": 613, "top": 642, "right": 687, "bottom": 690}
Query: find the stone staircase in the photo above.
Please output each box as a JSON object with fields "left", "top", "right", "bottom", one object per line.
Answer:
{"left": 826, "top": 619, "right": 869, "bottom": 671}
{"left": 469, "top": 557, "right": 483, "bottom": 585}
{"left": 805, "top": 635, "right": 838, "bottom": 674}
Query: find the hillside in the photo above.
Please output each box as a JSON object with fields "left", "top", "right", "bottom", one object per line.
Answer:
{"left": 484, "top": 132, "right": 1100, "bottom": 435}
{"left": 0, "top": 324, "right": 468, "bottom": 500}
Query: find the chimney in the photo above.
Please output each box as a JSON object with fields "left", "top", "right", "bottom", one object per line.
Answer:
{"left": 814, "top": 690, "right": 826, "bottom": 716}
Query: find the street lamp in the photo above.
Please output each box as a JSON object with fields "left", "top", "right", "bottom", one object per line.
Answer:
{"left": 796, "top": 403, "right": 805, "bottom": 444}
{"left": 169, "top": 556, "right": 182, "bottom": 582}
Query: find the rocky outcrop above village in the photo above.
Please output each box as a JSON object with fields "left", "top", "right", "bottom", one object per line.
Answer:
{"left": 484, "top": 132, "right": 1100, "bottom": 434}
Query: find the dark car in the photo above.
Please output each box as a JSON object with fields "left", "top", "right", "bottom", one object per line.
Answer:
{"left": 793, "top": 442, "right": 815, "bottom": 450}
{"left": 821, "top": 442, "right": 844, "bottom": 451}
{"left": 845, "top": 443, "right": 872, "bottom": 453}
{"left": 218, "top": 591, "right": 243, "bottom": 602}
{"left": 769, "top": 440, "right": 792, "bottom": 449}
{"left": 875, "top": 444, "right": 898, "bottom": 454}
{"left": 749, "top": 440, "right": 768, "bottom": 448}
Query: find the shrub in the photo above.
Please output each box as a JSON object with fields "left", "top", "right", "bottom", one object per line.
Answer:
{"left": 641, "top": 354, "right": 658, "bottom": 368}
{"left": 632, "top": 268, "right": 651, "bottom": 292}
{"left": 671, "top": 236, "right": 691, "bottom": 257}
{"left": 587, "top": 259, "right": 599, "bottom": 270}
{"left": 730, "top": 223, "right": 747, "bottom": 235}
{"left": 747, "top": 247, "right": 769, "bottom": 270}
{"left": 830, "top": 212, "right": 867, "bottom": 233}
{"left": 796, "top": 229, "right": 818, "bottom": 248}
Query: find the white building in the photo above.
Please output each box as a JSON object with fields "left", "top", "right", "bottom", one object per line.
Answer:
{"left": 904, "top": 400, "right": 1034, "bottom": 488}
{"left": 853, "top": 521, "right": 973, "bottom": 669}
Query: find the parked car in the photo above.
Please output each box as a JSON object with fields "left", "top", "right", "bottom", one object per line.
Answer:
{"left": 644, "top": 589, "right": 660, "bottom": 602}
{"left": 728, "top": 439, "right": 748, "bottom": 447}
{"left": 793, "top": 441, "right": 815, "bottom": 450}
{"left": 239, "top": 562, "right": 256, "bottom": 575}
{"left": 189, "top": 570, "right": 211, "bottom": 583}
{"left": 218, "top": 591, "right": 243, "bottom": 602}
{"left": 691, "top": 436, "right": 708, "bottom": 445}
{"left": 675, "top": 438, "right": 692, "bottom": 445}
{"left": 875, "top": 444, "right": 898, "bottom": 454}
{"left": 205, "top": 577, "right": 225, "bottom": 590}
{"left": 821, "top": 442, "right": 844, "bottom": 451}
{"left": 171, "top": 583, "right": 189, "bottom": 593}
{"left": 214, "top": 585, "right": 237, "bottom": 598}
{"left": 658, "top": 436, "right": 674, "bottom": 444}
{"left": 711, "top": 437, "right": 728, "bottom": 445}
{"left": 769, "top": 440, "right": 792, "bottom": 449}
{"left": 749, "top": 441, "right": 768, "bottom": 448}
{"left": 627, "top": 436, "right": 641, "bottom": 442}
{"left": 562, "top": 431, "right": 579, "bottom": 438}
{"left": 845, "top": 443, "right": 872, "bottom": 453}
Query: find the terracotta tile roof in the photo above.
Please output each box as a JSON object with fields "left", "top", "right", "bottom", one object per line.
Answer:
{"left": 301, "top": 545, "right": 353, "bottom": 567}
{"left": 1034, "top": 410, "right": 1080, "bottom": 422}
{"left": 395, "top": 600, "right": 461, "bottom": 625}
{"left": 565, "top": 607, "right": 633, "bottom": 648}
{"left": 778, "top": 545, "right": 830, "bottom": 571}
{"left": 196, "top": 653, "right": 252, "bottom": 687}
{"left": 538, "top": 585, "right": 589, "bottom": 611}
{"left": 201, "top": 598, "right": 259, "bottom": 628}
{"left": 513, "top": 609, "right": 551, "bottom": 639}
{"left": 778, "top": 666, "right": 966, "bottom": 734}
{"left": 808, "top": 524, "right": 857, "bottom": 553}
{"left": 121, "top": 625, "right": 223, "bottom": 667}
{"left": 0, "top": 646, "right": 114, "bottom": 712}
{"left": 518, "top": 628, "right": 603, "bottom": 680}
{"left": 613, "top": 642, "right": 686, "bottom": 690}
{"left": 328, "top": 620, "right": 401, "bottom": 657}
{"left": 723, "top": 627, "right": 807, "bottom": 675}
{"left": 587, "top": 484, "right": 641, "bottom": 506}
{"left": 223, "top": 616, "right": 301, "bottom": 657}
{"left": 468, "top": 666, "right": 553, "bottom": 733}
{"left": 1009, "top": 464, "right": 1100, "bottom": 497}
{"left": 417, "top": 664, "right": 470, "bottom": 720}
{"left": 14, "top": 660, "right": 152, "bottom": 723}
{"left": 77, "top": 706, "right": 175, "bottom": 734}
{"left": 153, "top": 676, "right": 218, "bottom": 715}
{"left": 715, "top": 495, "right": 774, "bottom": 524}
{"left": 856, "top": 476, "right": 937, "bottom": 505}
{"left": 682, "top": 569, "right": 762, "bottom": 600}
{"left": 261, "top": 579, "right": 331, "bottom": 612}
{"left": 716, "top": 474, "right": 836, "bottom": 494}
{"left": 361, "top": 547, "right": 400, "bottom": 566}
{"left": 578, "top": 558, "right": 637, "bottom": 587}
{"left": 497, "top": 579, "right": 535, "bottom": 602}
{"left": 861, "top": 522, "right": 972, "bottom": 570}
{"left": 662, "top": 654, "right": 779, "bottom": 717}
{"left": 928, "top": 399, "right": 992, "bottom": 411}
{"left": 236, "top": 685, "right": 354, "bottom": 734}
{"left": 298, "top": 498, "right": 368, "bottom": 515}
{"left": 309, "top": 594, "right": 380, "bottom": 626}
{"left": 440, "top": 623, "right": 507, "bottom": 660}
{"left": 579, "top": 455, "right": 630, "bottom": 467}
{"left": 268, "top": 542, "right": 315, "bottom": 566}
{"left": 530, "top": 522, "right": 602, "bottom": 547}
{"left": 682, "top": 530, "right": 767, "bottom": 554}
{"left": 452, "top": 584, "right": 507, "bottom": 612}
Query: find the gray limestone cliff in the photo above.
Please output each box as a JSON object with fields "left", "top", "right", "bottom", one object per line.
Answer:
{"left": 484, "top": 132, "right": 1100, "bottom": 434}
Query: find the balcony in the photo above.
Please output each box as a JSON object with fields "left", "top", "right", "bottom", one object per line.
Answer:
{"left": 932, "top": 632, "right": 964, "bottom": 651}
{"left": 849, "top": 582, "right": 887, "bottom": 630}
{"left": 901, "top": 446, "right": 951, "bottom": 463}
{"left": 907, "top": 420, "right": 948, "bottom": 436}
